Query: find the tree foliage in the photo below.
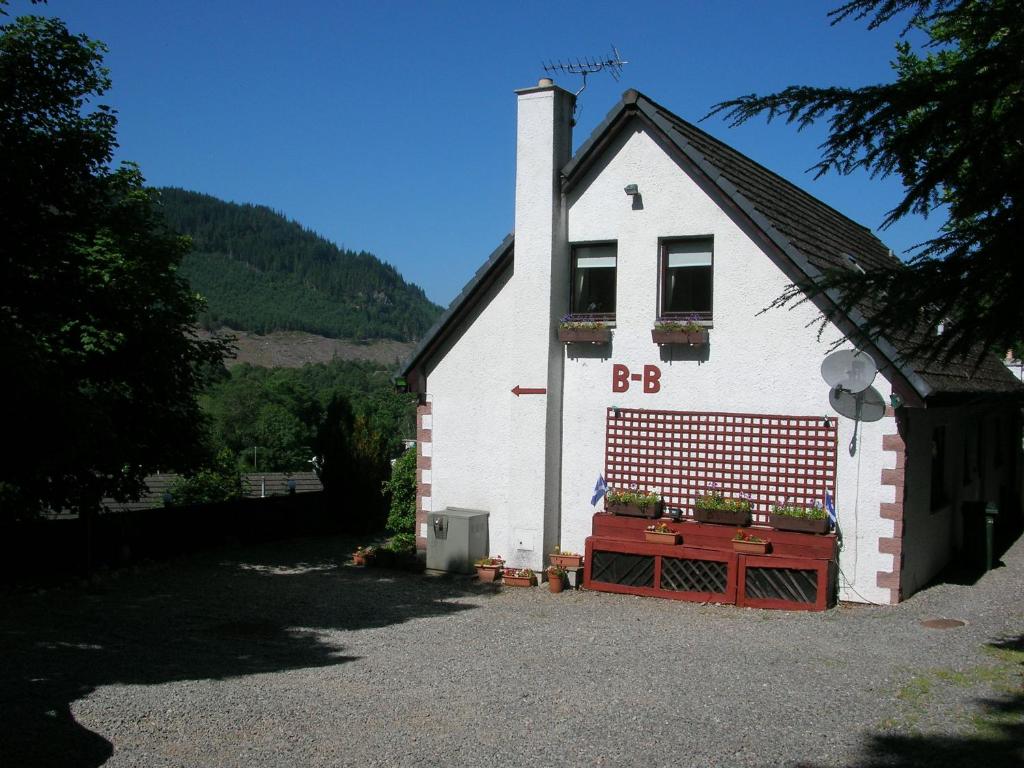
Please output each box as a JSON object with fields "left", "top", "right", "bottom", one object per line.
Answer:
{"left": 157, "top": 188, "right": 443, "bottom": 341}
{"left": 709, "top": 0, "right": 1023, "bottom": 362}
{"left": 167, "top": 449, "right": 248, "bottom": 506}
{"left": 200, "top": 359, "right": 414, "bottom": 473}
{"left": 383, "top": 447, "right": 416, "bottom": 538}
{"left": 0, "top": 12, "right": 229, "bottom": 518}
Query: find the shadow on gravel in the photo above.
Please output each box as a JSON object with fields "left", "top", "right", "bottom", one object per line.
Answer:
{"left": 797, "top": 635, "right": 1024, "bottom": 768}
{"left": 0, "top": 536, "right": 484, "bottom": 768}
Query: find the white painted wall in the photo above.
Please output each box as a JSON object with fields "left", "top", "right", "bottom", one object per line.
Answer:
{"left": 559, "top": 122, "right": 895, "bottom": 603}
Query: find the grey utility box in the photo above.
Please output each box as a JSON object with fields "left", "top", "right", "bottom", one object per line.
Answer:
{"left": 426, "top": 507, "right": 489, "bottom": 574}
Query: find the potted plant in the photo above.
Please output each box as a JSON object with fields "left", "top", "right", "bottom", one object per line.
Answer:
{"left": 644, "top": 522, "right": 681, "bottom": 545}
{"left": 605, "top": 487, "right": 664, "bottom": 519}
{"left": 651, "top": 315, "right": 708, "bottom": 345}
{"left": 692, "top": 485, "right": 752, "bottom": 526}
{"left": 557, "top": 313, "right": 612, "bottom": 344}
{"left": 503, "top": 568, "right": 536, "bottom": 587}
{"left": 474, "top": 555, "right": 505, "bottom": 583}
{"left": 769, "top": 502, "right": 830, "bottom": 534}
{"left": 546, "top": 565, "right": 566, "bottom": 593}
{"left": 549, "top": 547, "right": 583, "bottom": 569}
{"left": 732, "top": 529, "right": 770, "bottom": 555}
{"left": 352, "top": 546, "right": 375, "bottom": 566}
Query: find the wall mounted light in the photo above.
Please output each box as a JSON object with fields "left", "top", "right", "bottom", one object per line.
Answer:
{"left": 624, "top": 184, "right": 639, "bottom": 196}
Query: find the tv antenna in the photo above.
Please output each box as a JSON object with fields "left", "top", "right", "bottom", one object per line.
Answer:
{"left": 543, "top": 45, "right": 628, "bottom": 98}
{"left": 820, "top": 349, "right": 884, "bottom": 456}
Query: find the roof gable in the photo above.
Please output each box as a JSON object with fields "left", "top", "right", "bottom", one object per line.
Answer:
{"left": 563, "top": 90, "right": 1019, "bottom": 399}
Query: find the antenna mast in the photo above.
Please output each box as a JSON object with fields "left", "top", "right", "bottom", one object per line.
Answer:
{"left": 543, "top": 45, "right": 628, "bottom": 99}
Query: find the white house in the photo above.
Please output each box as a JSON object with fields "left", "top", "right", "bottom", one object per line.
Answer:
{"left": 400, "top": 81, "right": 1022, "bottom": 605}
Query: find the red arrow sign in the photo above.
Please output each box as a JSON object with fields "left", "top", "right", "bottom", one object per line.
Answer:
{"left": 511, "top": 385, "right": 547, "bottom": 397}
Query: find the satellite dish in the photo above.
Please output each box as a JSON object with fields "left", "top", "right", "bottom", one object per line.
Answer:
{"left": 821, "top": 349, "right": 878, "bottom": 394}
{"left": 829, "top": 385, "right": 886, "bottom": 456}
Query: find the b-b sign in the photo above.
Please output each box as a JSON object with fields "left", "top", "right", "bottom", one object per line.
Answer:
{"left": 612, "top": 364, "right": 661, "bottom": 394}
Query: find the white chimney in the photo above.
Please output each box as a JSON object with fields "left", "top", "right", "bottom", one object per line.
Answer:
{"left": 507, "top": 78, "right": 575, "bottom": 570}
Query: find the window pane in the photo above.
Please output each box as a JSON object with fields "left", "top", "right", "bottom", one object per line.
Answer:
{"left": 572, "top": 243, "right": 616, "bottom": 315}
{"left": 662, "top": 239, "right": 712, "bottom": 316}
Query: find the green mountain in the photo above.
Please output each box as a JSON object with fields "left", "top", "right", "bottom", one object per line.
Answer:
{"left": 156, "top": 188, "right": 442, "bottom": 341}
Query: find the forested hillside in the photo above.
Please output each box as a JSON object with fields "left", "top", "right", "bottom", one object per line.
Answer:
{"left": 157, "top": 188, "right": 442, "bottom": 341}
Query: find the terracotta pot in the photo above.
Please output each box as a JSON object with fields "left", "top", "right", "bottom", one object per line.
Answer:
{"left": 548, "top": 574, "right": 565, "bottom": 593}
{"left": 607, "top": 500, "right": 664, "bottom": 519}
{"left": 550, "top": 554, "right": 583, "bottom": 569}
{"left": 352, "top": 553, "right": 366, "bottom": 566}
{"left": 644, "top": 531, "right": 680, "bottom": 545}
{"left": 693, "top": 506, "right": 751, "bottom": 526}
{"left": 558, "top": 326, "right": 611, "bottom": 344}
{"left": 769, "top": 514, "right": 829, "bottom": 534}
{"left": 732, "top": 539, "right": 770, "bottom": 555}
{"left": 476, "top": 564, "right": 502, "bottom": 583}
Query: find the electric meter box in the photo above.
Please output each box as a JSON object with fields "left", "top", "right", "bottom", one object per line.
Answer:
{"left": 426, "top": 507, "right": 489, "bottom": 574}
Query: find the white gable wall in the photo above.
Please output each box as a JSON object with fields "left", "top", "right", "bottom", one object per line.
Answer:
{"left": 560, "top": 122, "right": 896, "bottom": 603}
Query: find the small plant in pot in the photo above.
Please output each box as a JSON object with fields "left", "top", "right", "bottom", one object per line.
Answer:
{"left": 549, "top": 547, "right": 583, "bottom": 569}
{"left": 770, "top": 501, "right": 830, "bottom": 534}
{"left": 557, "top": 313, "right": 611, "bottom": 343}
{"left": 352, "top": 546, "right": 376, "bottom": 566}
{"left": 644, "top": 521, "right": 680, "bottom": 545}
{"left": 504, "top": 567, "right": 536, "bottom": 587}
{"left": 651, "top": 314, "right": 708, "bottom": 345}
{"left": 474, "top": 555, "right": 505, "bottom": 583}
{"left": 605, "top": 486, "right": 663, "bottom": 519}
{"left": 732, "top": 529, "right": 770, "bottom": 555}
{"left": 692, "top": 485, "right": 752, "bottom": 526}
{"left": 547, "top": 565, "right": 567, "bottom": 593}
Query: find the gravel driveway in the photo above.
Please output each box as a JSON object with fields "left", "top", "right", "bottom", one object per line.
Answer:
{"left": 1, "top": 534, "right": 1021, "bottom": 768}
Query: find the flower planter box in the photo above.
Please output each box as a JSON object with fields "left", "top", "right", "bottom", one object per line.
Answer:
{"left": 550, "top": 554, "right": 583, "bottom": 569}
{"left": 651, "top": 328, "right": 709, "bottom": 345}
{"left": 732, "top": 539, "right": 770, "bottom": 555}
{"left": 475, "top": 564, "right": 503, "bottom": 583}
{"left": 693, "top": 506, "right": 751, "bottom": 526}
{"left": 607, "top": 500, "right": 664, "bottom": 519}
{"left": 503, "top": 574, "right": 536, "bottom": 588}
{"left": 644, "top": 531, "right": 680, "bottom": 545}
{"left": 558, "top": 326, "right": 611, "bottom": 344}
{"left": 769, "top": 514, "right": 830, "bottom": 534}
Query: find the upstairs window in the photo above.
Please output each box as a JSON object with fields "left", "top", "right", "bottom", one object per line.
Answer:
{"left": 660, "top": 238, "right": 713, "bottom": 321}
{"left": 571, "top": 242, "right": 617, "bottom": 319}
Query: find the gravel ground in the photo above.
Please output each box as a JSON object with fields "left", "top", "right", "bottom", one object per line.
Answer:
{"left": 1, "top": 535, "right": 1021, "bottom": 768}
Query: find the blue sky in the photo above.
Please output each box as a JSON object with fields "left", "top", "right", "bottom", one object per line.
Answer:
{"left": 28, "top": 0, "right": 937, "bottom": 307}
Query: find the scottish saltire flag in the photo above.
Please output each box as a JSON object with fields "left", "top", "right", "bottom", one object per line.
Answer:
{"left": 591, "top": 475, "right": 608, "bottom": 506}
{"left": 825, "top": 490, "right": 837, "bottom": 528}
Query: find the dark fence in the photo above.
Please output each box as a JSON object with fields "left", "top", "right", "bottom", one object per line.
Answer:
{"left": 0, "top": 491, "right": 370, "bottom": 589}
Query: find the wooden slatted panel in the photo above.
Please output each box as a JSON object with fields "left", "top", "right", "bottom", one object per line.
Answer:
{"left": 590, "top": 551, "right": 655, "bottom": 588}
{"left": 744, "top": 566, "right": 818, "bottom": 604}
{"left": 605, "top": 408, "right": 837, "bottom": 524}
{"left": 660, "top": 557, "right": 728, "bottom": 594}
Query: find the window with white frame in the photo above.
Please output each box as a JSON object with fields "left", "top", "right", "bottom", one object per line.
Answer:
{"left": 660, "top": 238, "right": 713, "bottom": 321}
{"left": 570, "top": 242, "right": 617, "bottom": 319}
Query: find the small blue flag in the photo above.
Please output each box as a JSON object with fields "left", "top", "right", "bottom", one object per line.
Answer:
{"left": 825, "top": 490, "right": 836, "bottom": 528}
{"left": 591, "top": 475, "right": 608, "bottom": 506}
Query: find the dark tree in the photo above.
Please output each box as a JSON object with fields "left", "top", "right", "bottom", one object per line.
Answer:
{"left": 709, "top": 0, "right": 1023, "bottom": 362}
{"left": 0, "top": 12, "right": 228, "bottom": 518}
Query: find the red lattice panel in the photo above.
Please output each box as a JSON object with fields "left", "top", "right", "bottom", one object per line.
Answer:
{"left": 605, "top": 409, "right": 837, "bottom": 524}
